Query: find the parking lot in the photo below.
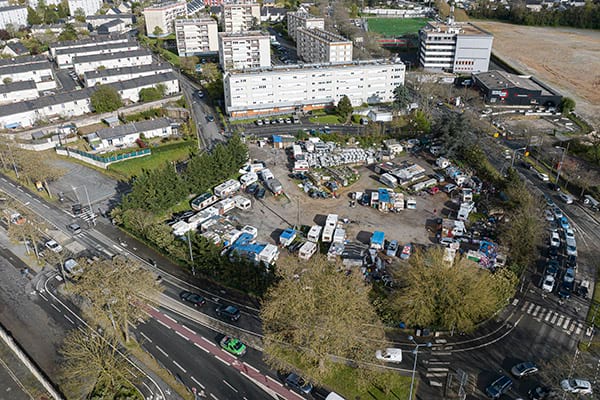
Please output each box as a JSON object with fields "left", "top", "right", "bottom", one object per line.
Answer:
{"left": 231, "top": 143, "right": 449, "bottom": 248}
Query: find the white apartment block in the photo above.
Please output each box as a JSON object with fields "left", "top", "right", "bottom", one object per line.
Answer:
{"left": 73, "top": 49, "right": 153, "bottom": 75}
{"left": 175, "top": 18, "right": 219, "bottom": 57}
{"left": 218, "top": 31, "right": 271, "bottom": 70}
{"left": 222, "top": 3, "right": 260, "bottom": 33}
{"left": 49, "top": 35, "right": 130, "bottom": 59}
{"left": 0, "top": 81, "right": 39, "bottom": 105}
{"left": 55, "top": 40, "right": 140, "bottom": 69}
{"left": 0, "top": 6, "right": 27, "bottom": 30}
{"left": 84, "top": 63, "right": 173, "bottom": 87}
{"left": 286, "top": 8, "right": 324, "bottom": 42}
{"left": 224, "top": 59, "right": 406, "bottom": 117}
{"left": 296, "top": 27, "right": 352, "bottom": 64}
{"left": 0, "top": 72, "right": 180, "bottom": 129}
{"left": 68, "top": 0, "right": 102, "bottom": 16}
{"left": 419, "top": 21, "right": 493, "bottom": 73}
{"left": 86, "top": 14, "right": 135, "bottom": 29}
{"left": 0, "top": 61, "right": 56, "bottom": 91}
{"left": 144, "top": 1, "right": 187, "bottom": 36}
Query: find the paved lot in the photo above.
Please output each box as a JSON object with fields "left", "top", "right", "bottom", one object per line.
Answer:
{"left": 232, "top": 143, "right": 448, "bottom": 247}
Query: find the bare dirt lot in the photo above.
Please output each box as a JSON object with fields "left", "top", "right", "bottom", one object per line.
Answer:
{"left": 474, "top": 21, "right": 600, "bottom": 126}
{"left": 233, "top": 144, "right": 450, "bottom": 249}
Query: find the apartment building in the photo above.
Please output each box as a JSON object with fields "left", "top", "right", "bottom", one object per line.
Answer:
{"left": 296, "top": 27, "right": 352, "bottom": 64}
{"left": 286, "top": 8, "right": 324, "bottom": 42}
{"left": 54, "top": 39, "right": 140, "bottom": 69}
{"left": 73, "top": 49, "right": 153, "bottom": 75}
{"left": 68, "top": 0, "right": 103, "bottom": 16}
{"left": 418, "top": 20, "right": 493, "bottom": 73}
{"left": 221, "top": 2, "right": 260, "bottom": 33}
{"left": 224, "top": 59, "right": 405, "bottom": 117}
{"left": 144, "top": 1, "right": 187, "bottom": 36}
{"left": 0, "top": 81, "right": 39, "bottom": 105}
{"left": 0, "top": 61, "right": 56, "bottom": 91}
{"left": 0, "top": 6, "right": 27, "bottom": 30}
{"left": 49, "top": 35, "right": 130, "bottom": 59}
{"left": 218, "top": 31, "right": 270, "bottom": 70}
{"left": 86, "top": 14, "right": 135, "bottom": 29}
{"left": 0, "top": 72, "right": 180, "bottom": 129}
{"left": 175, "top": 18, "right": 219, "bottom": 57}
{"left": 84, "top": 63, "right": 172, "bottom": 87}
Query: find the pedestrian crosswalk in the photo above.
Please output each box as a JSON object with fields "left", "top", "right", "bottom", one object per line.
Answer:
{"left": 519, "top": 300, "right": 586, "bottom": 336}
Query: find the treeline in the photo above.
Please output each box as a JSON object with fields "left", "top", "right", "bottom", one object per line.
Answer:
{"left": 115, "top": 135, "right": 278, "bottom": 296}
{"left": 470, "top": 1, "right": 600, "bottom": 29}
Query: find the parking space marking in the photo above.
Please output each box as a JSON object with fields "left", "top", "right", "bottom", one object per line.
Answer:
{"left": 532, "top": 305, "right": 541, "bottom": 316}
{"left": 526, "top": 303, "right": 535, "bottom": 314}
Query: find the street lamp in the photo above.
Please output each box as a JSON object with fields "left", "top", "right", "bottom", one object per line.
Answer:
{"left": 554, "top": 144, "right": 569, "bottom": 185}
{"left": 510, "top": 146, "right": 528, "bottom": 168}
{"left": 408, "top": 336, "right": 432, "bottom": 400}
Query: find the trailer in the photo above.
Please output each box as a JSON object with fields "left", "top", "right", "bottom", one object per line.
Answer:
{"left": 215, "top": 198, "right": 236, "bottom": 214}
{"left": 325, "top": 214, "right": 338, "bottom": 228}
{"left": 214, "top": 179, "right": 241, "bottom": 198}
{"left": 307, "top": 225, "right": 322, "bottom": 242}
{"left": 279, "top": 228, "right": 296, "bottom": 247}
{"left": 298, "top": 241, "right": 317, "bottom": 260}
{"left": 233, "top": 195, "right": 251, "bottom": 210}
{"left": 380, "top": 173, "right": 398, "bottom": 188}
{"left": 332, "top": 228, "right": 346, "bottom": 244}
{"left": 370, "top": 231, "right": 385, "bottom": 249}
{"left": 239, "top": 172, "right": 258, "bottom": 187}
{"left": 292, "top": 144, "right": 303, "bottom": 160}
{"left": 322, "top": 225, "right": 335, "bottom": 243}
{"left": 191, "top": 192, "right": 219, "bottom": 211}
{"left": 405, "top": 197, "right": 416, "bottom": 209}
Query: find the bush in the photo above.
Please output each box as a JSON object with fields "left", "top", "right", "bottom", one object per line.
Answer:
{"left": 91, "top": 85, "right": 123, "bottom": 113}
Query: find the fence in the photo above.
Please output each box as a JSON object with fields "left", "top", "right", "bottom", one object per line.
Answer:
{"left": 56, "top": 147, "right": 151, "bottom": 169}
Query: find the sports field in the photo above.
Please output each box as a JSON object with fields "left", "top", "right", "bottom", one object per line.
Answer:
{"left": 366, "top": 17, "right": 429, "bottom": 37}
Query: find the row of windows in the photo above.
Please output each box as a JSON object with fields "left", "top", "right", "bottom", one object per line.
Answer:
{"left": 455, "top": 60, "right": 474, "bottom": 65}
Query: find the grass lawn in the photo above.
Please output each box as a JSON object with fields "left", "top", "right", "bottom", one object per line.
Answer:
{"left": 108, "top": 141, "right": 195, "bottom": 179}
{"left": 323, "top": 365, "right": 412, "bottom": 400}
{"left": 309, "top": 115, "right": 342, "bottom": 124}
{"left": 367, "top": 18, "right": 430, "bottom": 37}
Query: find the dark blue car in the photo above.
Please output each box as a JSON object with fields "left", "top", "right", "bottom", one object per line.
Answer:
{"left": 485, "top": 375, "right": 513, "bottom": 399}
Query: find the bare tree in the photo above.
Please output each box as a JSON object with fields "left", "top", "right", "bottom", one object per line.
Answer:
{"left": 13, "top": 148, "right": 65, "bottom": 198}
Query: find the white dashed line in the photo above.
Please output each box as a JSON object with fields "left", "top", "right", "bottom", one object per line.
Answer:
{"left": 8, "top": 182, "right": 14, "bottom": 187}
{"left": 155, "top": 346, "right": 169, "bottom": 358}
{"left": 214, "top": 355, "right": 231, "bottom": 366}
{"left": 210, "top": 394, "right": 219, "bottom": 400}
{"left": 139, "top": 332, "right": 153, "bottom": 343}
{"left": 266, "top": 376, "right": 283, "bottom": 387}
{"left": 173, "top": 360, "right": 187, "bottom": 373}
{"left": 42, "top": 204, "right": 50, "bottom": 209}
{"left": 155, "top": 319, "right": 171, "bottom": 329}
{"left": 223, "top": 380, "right": 238, "bottom": 392}
{"left": 164, "top": 314, "right": 177, "bottom": 323}
{"left": 191, "top": 376, "right": 205, "bottom": 389}
{"left": 202, "top": 337, "right": 217, "bottom": 346}
{"left": 64, "top": 314, "right": 75, "bottom": 324}
{"left": 243, "top": 362, "right": 260, "bottom": 373}
{"left": 175, "top": 330, "right": 189, "bottom": 341}
{"left": 182, "top": 324, "right": 196, "bottom": 335}
{"left": 51, "top": 304, "right": 61, "bottom": 312}
{"left": 38, "top": 293, "right": 48, "bottom": 301}
{"left": 16, "top": 187, "right": 23, "bottom": 192}
{"left": 194, "top": 343, "right": 210, "bottom": 353}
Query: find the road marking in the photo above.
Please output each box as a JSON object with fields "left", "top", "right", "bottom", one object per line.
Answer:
{"left": 266, "top": 375, "right": 283, "bottom": 387}
{"left": 562, "top": 318, "right": 571, "bottom": 329}
{"left": 16, "top": 187, "right": 23, "bottom": 192}
{"left": 64, "top": 314, "right": 75, "bottom": 324}
{"left": 112, "top": 244, "right": 123, "bottom": 251}
{"left": 428, "top": 367, "right": 450, "bottom": 372}
{"left": 551, "top": 314, "right": 558, "bottom": 324}
{"left": 210, "top": 394, "right": 219, "bottom": 400}
{"left": 182, "top": 324, "right": 196, "bottom": 335}
{"left": 38, "top": 293, "right": 48, "bottom": 301}
{"left": 155, "top": 346, "right": 169, "bottom": 358}
{"left": 139, "top": 332, "right": 153, "bottom": 343}
{"left": 173, "top": 360, "right": 187, "bottom": 373}
{"left": 512, "top": 298, "right": 519, "bottom": 306}
{"left": 202, "top": 337, "right": 217, "bottom": 347}
{"left": 526, "top": 303, "right": 535, "bottom": 314}
{"left": 142, "top": 382, "right": 153, "bottom": 393}
{"left": 223, "top": 380, "right": 238, "bottom": 392}
{"left": 214, "top": 355, "right": 230, "bottom": 366}
{"left": 163, "top": 314, "right": 177, "bottom": 323}
{"left": 191, "top": 376, "right": 205, "bottom": 389}
{"left": 25, "top": 193, "right": 31, "bottom": 198}
{"left": 42, "top": 204, "right": 50, "bottom": 209}
{"left": 51, "top": 304, "right": 61, "bottom": 313}
{"left": 532, "top": 305, "right": 541, "bottom": 316}
{"left": 194, "top": 342, "right": 210, "bottom": 353}
{"left": 243, "top": 362, "right": 260, "bottom": 373}
{"left": 426, "top": 372, "right": 449, "bottom": 378}
{"left": 175, "top": 330, "right": 189, "bottom": 341}
{"left": 156, "top": 319, "right": 171, "bottom": 330}
{"left": 0, "top": 177, "right": 5, "bottom": 181}
{"left": 545, "top": 311, "right": 553, "bottom": 322}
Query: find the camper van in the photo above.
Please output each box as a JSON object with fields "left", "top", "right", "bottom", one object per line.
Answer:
{"left": 233, "top": 195, "right": 251, "bottom": 210}
{"left": 307, "top": 225, "right": 322, "bottom": 242}
{"left": 322, "top": 225, "right": 335, "bottom": 243}
{"left": 239, "top": 172, "right": 258, "bottom": 187}
{"left": 298, "top": 241, "right": 317, "bottom": 260}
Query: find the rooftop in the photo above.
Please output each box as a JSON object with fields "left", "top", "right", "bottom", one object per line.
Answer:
{"left": 0, "top": 80, "right": 36, "bottom": 94}
{"left": 144, "top": 1, "right": 186, "bottom": 11}
{"left": 84, "top": 63, "right": 171, "bottom": 79}
{"left": 0, "top": 60, "right": 52, "bottom": 75}
{"left": 49, "top": 34, "right": 129, "bottom": 51}
{"left": 0, "top": 5, "right": 26, "bottom": 11}
{"left": 86, "top": 13, "right": 134, "bottom": 20}
{"left": 55, "top": 39, "right": 138, "bottom": 56}
{"left": 298, "top": 27, "right": 351, "bottom": 43}
{"left": 421, "top": 21, "right": 492, "bottom": 36}
{"left": 72, "top": 48, "right": 152, "bottom": 64}
{"left": 225, "top": 57, "right": 404, "bottom": 74}
{"left": 0, "top": 54, "right": 47, "bottom": 67}
{"left": 219, "top": 30, "right": 270, "bottom": 39}
{"left": 94, "top": 117, "right": 172, "bottom": 140}
{"left": 474, "top": 70, "right": 556, "bottom": 96}
{"left": 5, "top": 42, "right": 29, "bottom": 56}
{"left": 176, "top": 17, "right": 217, "bottom": 25}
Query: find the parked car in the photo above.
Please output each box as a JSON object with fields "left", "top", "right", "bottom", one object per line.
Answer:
{"left": 553, "top": 207, "right": 563, "bottom": 219}
{"left": 285, "top": 373, "right": 313, "bottom": 395}
{"left": 547, "top": 246, "right": 559, "bottom": 260}
{"left": 548, "top": 182, "right": 561, "bottom": 192}
{"left": 511, "top": 361, "right": 538, "bottom": 378}
{"left": 558, "top": 281, "right": 574, "bottom": 299}
{"left": 550, "top": 232, "right": 561, "bottom": 248}
{"left": 536, "top": 172, "right": 550, "bottom": 182}
{"left": 400, "top": 243, "right": 412, "bottom": 260}
{"left": 219, "top": 336, "right": 247, "bottom": 356}
{"left": 544, "top": 210, "right": 555, "bottom": 222}
{"left": 375, "top": 348, "right": 402, "bottom": 363}
{"left": 565, "top": 255, "right": 577, "bottom": 269}
{"left": 542, "top": 275, "right": 555, "bottom": 293}
{"left": 443, "top": 183, "right": 457, "bottom": 193}
{"left": 559, "top": 217, "right": 570, "bottom": 231}
{"left": 528, "top": 386, "right": 556, "bottom": 399}
{"left": 560, "top": 379, "right": 593, "bottom": 395}
{"left": 215, "top": 305, "right": 240, "bottom": 321}
{"left": 254, "top": 187, "right": 266, "bottom": 199}
{"left": 545, "top": 259, "right": 560, "bottom": 277}
{"left": 563, "top": 268, "right": 575, "bottom": 283}
{"left": 439, "top": 237, "right": 459, "bottom": 248}
{"left": 558, "top": 193, "right": 574, "bottom": 204}
{"left": 485, "top": 375, "right": 513, "bottom": 399}
{"left": 564, "top": 228, "right": 575, "bottom": 241}
{"left": 386, "top": 240, "right": 399, "bottom": 257}
{"left": 205, "top": 114, "right": 215, "bottom": 122}
{"left": 179, "top": 291, "right": 206, "bottom": 307}
{"left": 45, "top": 239, "right": 63, "bottom": 253}
{"left": 565, "top": 242, "right": 577, "bottom": 257}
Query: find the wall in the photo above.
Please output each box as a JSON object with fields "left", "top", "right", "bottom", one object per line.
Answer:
{"left": 56, "top": 147, "right": 151, "bottom": 169}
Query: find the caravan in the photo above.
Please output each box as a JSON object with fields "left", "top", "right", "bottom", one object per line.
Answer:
{"left": 307, "top": 225, "right": 322, "bottom": 242}
{"left": 298, "top": 241, "right": 317, "bottom": 260}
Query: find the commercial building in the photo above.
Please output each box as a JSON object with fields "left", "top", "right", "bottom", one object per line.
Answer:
{"left": 143, "top": 1, "right": 187, "bottom": 36}
{"left": 418, "top": 20, "right": 493, "bottom": 73}
{"left": 68, "top": 0, "right": 103, "bottom": 16}
{"left": 84, "top": 118, "right": 176, "bottom": 149}
{"left": 218, "top": 31, "right": 271, "bottom": 70}
{"left": 224, "top": 59, "right": 405, "bottom": 117}
{"left": 473, "top": 70, "right": 562, "bottom": 107}
{"left": 54, "top": 39, "right": 140, "bottom": 69}
{"left": 73, "top": 49, "right": 153, "bottom": 75}
{"left": 286, "top": 8, "right": 324, "bottom": 42}
{"left": 175, "top": 18, "right": 219, "bottom": 57}
{"left": 0, "top": 61, "right": 56, "bottom": 91}
{"left": 221, "top": 2, "right": 260, "bottom": 33}
{"left": 0, "top": 72, "right": 180, "bottom": 129}
{"left": 0, "top": 81, "right": 39, "bottom": 105}
{"left": 84, "top": 63, "right": 172, "bottom": 87}
{"left": 0, "top": 6, "right": 27, "bottom": 30}
{"left": 296, "top": 27, "right": 352, "bottom": 64}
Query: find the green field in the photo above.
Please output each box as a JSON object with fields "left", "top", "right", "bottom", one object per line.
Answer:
{"left": 367, "top": 17, "right": 429, "bottom": 37}
{"left": 108, "top": 141, "right": 195, "bottom": 179}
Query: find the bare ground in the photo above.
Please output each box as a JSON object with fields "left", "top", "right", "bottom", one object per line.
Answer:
{"left": 473, "top": 21, "right": 600, "bottom": 127}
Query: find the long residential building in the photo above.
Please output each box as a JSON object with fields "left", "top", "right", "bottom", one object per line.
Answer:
{"left": 49, "top": 35, "right": 130, "bottom": 59}
{"left": 224, "top": 59, "right": 405, "bottom": 117}
{"left": 0, "top": 72, "right": 180, "bottom": 129}
{"left": 54, "top": 39, "right": 140, "bottom": 69}
{"left": 86, "top": 14, "right": 135, "bottom": 29}
{"left": 68, "top": 0, "right": 102, "bottom": 16}
{"left": 0, "top": 61, "right": 56, "bottom": 91}
{"left": 73, "top": 49, "right": 154, "bottom": 75}
{"left": 296, "top": 27, "right": 352, "bottom": 64}
{"left": 175, "top": 18, "right": 219, "bottom": 57}
{"left": 84, "top": 63, "right": 173, "bottom": 87}
{"left": 418, "top": 20, "right": 493, "bottom": 73}
{"left": 218, "top": 31, "right": 270, "bottom": 70}
{"left": 144, "top": 1, "right": 187, "bottom": 36}
{"left": 286, "top": 8, "right": 324, "bottom": 42}
{"left": 0, "top": 6, "right": 27, "bottom": 30}
{"left": 222, "top": 2, "right": 260, "bottom": 33}
{"left": 0, "top": 80, "right": 39, "bottom": 105}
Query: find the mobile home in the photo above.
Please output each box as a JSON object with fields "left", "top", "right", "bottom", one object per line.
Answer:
{"left": 325, "top": 214, "right": 338, "bottom": 228}
{"left": 307, "top": 225, "right": 322, "bottom": 242}
{"left": 380, "top": 173, "right": 398, "bottom": 188}
{"left": 322, "top": 225, "right": 335, "bottom": 243}
{"left": 298, "top": 241, "right": 317, "bottom": 260}
{"left": 191, "top": 192, "right": 219, "bottom": 211}
{"left": 239, "top": 172, "right": 258, "bottom": 187}
{"left": 214, "top": 179, "right": 241, "bottom": 198}
{"left": 233, "top": 195, "right": 251, "bottom": 210}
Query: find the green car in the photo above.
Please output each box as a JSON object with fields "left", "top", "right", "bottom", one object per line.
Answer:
{"left": 219, "top": 336, "right": 247, "bottom": 356}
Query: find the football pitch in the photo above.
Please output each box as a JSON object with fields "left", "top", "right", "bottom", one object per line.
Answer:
{"left": 366, "top": 17, "right": 429, "bottom": 37}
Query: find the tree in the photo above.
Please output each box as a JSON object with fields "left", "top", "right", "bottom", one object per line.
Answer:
{"left": 59, "top": 327, "right": 138, "bottom": 399}
{"left": 152, "top": 25, "right": 163, "bottom": 37}
{"left": 560, "top": 97, "right": 576, "bottom": 114}
{"left": 58, "top": 23, "right": 77, "bottom": 41}
{"left": 90, "top": 85, "right": 123, "bottom": 113}
{"left": 393, "top": 84, "right": 411, "bottom": 112}
{"left": 390, "top": 247, "right": 517, "bottom": 332}
{"left": 412, "top": 109, "right": 431, "bottom": 134}
{"left": 139, "top": 84, "right": 166, "bottom": 102}
{"left": 335, "top": 95, "right": 353, "bottom": 122}
{"left": 180, "top": 56, "right": 199, "bottom": 73}
{"left": 70, "top": 256, "right": 162, "bottom": 342}
{"left": 261, "top": 255, "right": 387, "bottom": 385}
{"left": 73, "top": 7, "right": 86, "bottom": 23}
{"left": 27, "top": 6, "right": 42, "bottom": 25}
{"left": 13, "top": 148, "right": 65, "bottom": 197}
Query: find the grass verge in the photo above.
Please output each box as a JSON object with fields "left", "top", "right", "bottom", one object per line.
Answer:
{"left": 309, "top": 115, "right": 342, "bottom": 124}
{"left": 108, "top": 141, "right": 195, "bottom": 179}
{"left": 322, "top": 364, "right": 412, "bottom": 400}
{"left": 366, "top": 17, "right": 429, "bottom": 37}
